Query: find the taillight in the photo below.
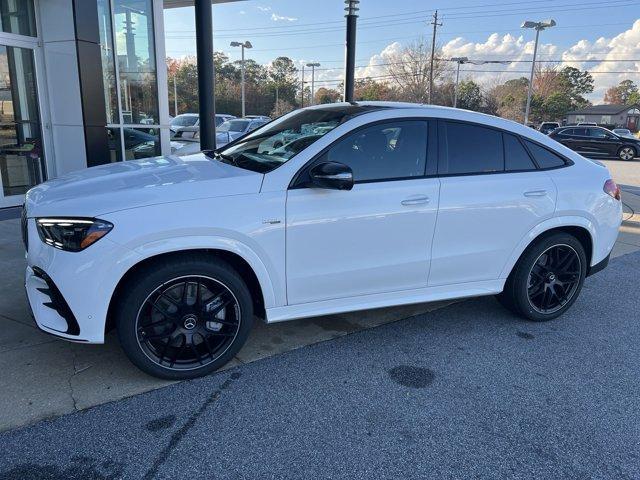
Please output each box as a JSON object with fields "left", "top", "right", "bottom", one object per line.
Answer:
{"left": 604, "top": 179, "right": 621, "bottom": 201}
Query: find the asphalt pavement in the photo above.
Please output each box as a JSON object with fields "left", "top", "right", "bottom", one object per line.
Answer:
{"left": 1, "top": 250, "right": 639, "bottom": 480}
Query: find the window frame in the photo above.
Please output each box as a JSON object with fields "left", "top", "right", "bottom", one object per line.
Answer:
{"left": 289, "top": 117, "right": 436, "bottom": 189}
{"left": 436, "top": 119, "right": 572, "bottom": 177}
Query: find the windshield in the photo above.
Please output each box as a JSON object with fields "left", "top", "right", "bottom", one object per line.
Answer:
{"left": 216, "top": 105, "right": 384, "bottom": 173}
{"left": 219, "top": 119, "right": 250, "bottom": 133}
{"left": 171, "top": 115, "right": 199, "bottom": 127}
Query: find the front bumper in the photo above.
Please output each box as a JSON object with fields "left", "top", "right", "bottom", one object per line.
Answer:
{"left": 24, "top": 217, "right": 141, "bottom": 343}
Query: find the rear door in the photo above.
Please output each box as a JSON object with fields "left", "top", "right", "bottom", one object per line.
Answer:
{"left": 429, "top": 121, "right": 557, "bottom": 286}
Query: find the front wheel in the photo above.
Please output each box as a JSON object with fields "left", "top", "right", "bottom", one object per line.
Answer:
{"left": 498, "top": 233, "right": 587, "bottom": 322}
{"left": 116, "top": 255, "right": 253, "bottom": 380}
{"left": 618, "top": 146, "right": 636, "bottom": 161}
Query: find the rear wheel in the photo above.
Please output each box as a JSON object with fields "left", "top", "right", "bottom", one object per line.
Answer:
{"left": 498, "top": 233, "right": 587, "bottom": 322}
{"left": 618, "top": 146, "right": 636, "bottom": 161}
{"left": 116, "top": 255, "right": 253, "bottom": 380}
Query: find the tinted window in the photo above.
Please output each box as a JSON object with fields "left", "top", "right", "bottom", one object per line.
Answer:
{"left": 442, "top": 122, "right": 503, "bottom": 174}
{"left": 524, "top": 141, "right": 566, "bottom": 169}
{"left": 587, "top": 128, "right": 608, "bottom": 138}
{"left": 573, "top": 128, "right": 588, "bottom": 137}
{"left": 504, "top": 134, "right": 536, "bottom": 171}
{"left": 325, "top": 121, "right": 427, "bottom": 182}
{"left": 557, "top": 128, "right": 574, "bottom": 136}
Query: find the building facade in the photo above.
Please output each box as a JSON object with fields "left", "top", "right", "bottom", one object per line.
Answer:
{"left": 565, "top": 104, "right": 640, "bottom": 132}
{"left": 0, "top": 0, "right": 239, "bottom": 208}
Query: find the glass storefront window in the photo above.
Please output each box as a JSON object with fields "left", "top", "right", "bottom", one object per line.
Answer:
{"left": 98, "top": 0, "right": 119, "bottom": 124}
{"left": 107, "top": 128, "right": 123, "bottom": 162}
{"left": 113, "top": 0, "right": 159, "bottom": 125}
{"left": 0, "top": 0, "right": 36, "bottom": 37}
{"left": 0, "top": 45, "right": 45, "bottom": 196}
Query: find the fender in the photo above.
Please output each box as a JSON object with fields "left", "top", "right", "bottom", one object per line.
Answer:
{"left": 499, "top": 215, "right": 597, "bottom": 279}
{"left": 128, "top": 235, "right": 280, "bottom": 308}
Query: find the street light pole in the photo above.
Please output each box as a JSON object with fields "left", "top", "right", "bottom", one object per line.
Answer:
{"left": 230, "top": 41, "right": 253, "bottom": 117}
{"left": 306, "top": 63, "right": 320, "bottom": 105}
{"left": 301, "top": 64, "right": 305, "bottom": 107}
{"left": 450, "top": 57, "right": 509, "bottom": 109}
{"left": 344, "top": 0, "right": 359, "bottom": 102}
{"left": 451, "top": 57, "right": 468, "bottom": 108}
{"left": 522, "top": 19, "right": 556, "bottom": 125}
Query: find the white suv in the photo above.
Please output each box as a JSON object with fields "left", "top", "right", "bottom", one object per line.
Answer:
{"left": 23, "top": 102, "right": 622, "bottom": 379}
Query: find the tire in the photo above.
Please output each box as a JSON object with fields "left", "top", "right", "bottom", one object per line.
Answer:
{"left": 116, "top": 254, "right": 253, "bottom": 380}
{"left": 497, "top": 232, "right": 587, "bottom": 322}
{"left": 618, "top": 146, "right": 636, "bottom": 161}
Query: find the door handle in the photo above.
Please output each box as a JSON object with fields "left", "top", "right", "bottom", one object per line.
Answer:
{"left": 524, "top": 190, "right": 548, "bottom": 197}
{"left": 401, "top": 195, "right": 430, "bottom": 206}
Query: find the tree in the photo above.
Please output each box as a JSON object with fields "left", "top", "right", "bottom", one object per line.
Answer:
{"left": 315, "top": 87, "right": 341, "bottom": 104}
{"left": 354, "top": 78, "right": 394, "bottom": 101}
{"left": 558, "top": 66, "right": 593, "bottom": 108}
{"left": 385, "top": 38, "right": 450, "bottom": 103}
{"left": 489, "top": 77, "right": 529, "bottom": 122}
{"left": 456, "top": 80, "right": 483, "bottom": 111}
{"left": 267, "top": 56, "right": 299, "bottom": 106}
{"left": 604, "top": 79, "right": 639, "bottom": 104}
{"left": 270, "top": 99, "right": 295, "bottom": 118}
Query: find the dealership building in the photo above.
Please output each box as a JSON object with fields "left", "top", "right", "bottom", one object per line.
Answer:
{"left": 0, "top": 0, "right": 242, "bottom": 208}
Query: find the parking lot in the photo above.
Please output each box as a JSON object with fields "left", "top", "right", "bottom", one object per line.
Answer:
{"left": 0, "top": 158, "right": 639, "bottom": 477}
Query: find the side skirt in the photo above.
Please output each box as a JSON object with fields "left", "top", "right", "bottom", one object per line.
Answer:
{"left": 265, "top": 279, "right": 504, "bottom": 323}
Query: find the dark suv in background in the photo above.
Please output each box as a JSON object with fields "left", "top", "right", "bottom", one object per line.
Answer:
{"left": 549, "top": 126, "right": 640, "bottom": 160}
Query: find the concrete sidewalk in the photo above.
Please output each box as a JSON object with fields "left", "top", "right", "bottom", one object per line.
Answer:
{"left": 1, "top": 158, "right": 638, "bottom": 432}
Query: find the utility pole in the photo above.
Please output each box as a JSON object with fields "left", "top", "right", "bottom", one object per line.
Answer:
{"left": 306, "top": 63, "right": 320, "bottom": 105}
{"left": 428, "top": 10, "right": 442, "bottom": 104}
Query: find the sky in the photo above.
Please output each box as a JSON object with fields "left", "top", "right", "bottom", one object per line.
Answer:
{"left": 163, "top": 0, "right": 640, "bottom": 102}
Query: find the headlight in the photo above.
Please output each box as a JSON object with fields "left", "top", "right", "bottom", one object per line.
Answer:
{"left": 36, "top": 218, "right": 113, "bottom": 252}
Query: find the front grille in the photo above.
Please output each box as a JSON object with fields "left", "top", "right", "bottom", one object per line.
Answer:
{"left": 21, "top": 204, "right": 28, "bottom": 252}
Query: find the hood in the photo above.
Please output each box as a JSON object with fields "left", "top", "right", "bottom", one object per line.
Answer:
{"left": 25, "top": 153, "right": 263, "bottom": 218}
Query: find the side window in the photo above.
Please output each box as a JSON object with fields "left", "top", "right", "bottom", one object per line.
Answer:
{"left": 588, "top": 128, "right": 607, "bottom": 138}
{"left": 573, "top": 128, "right": 587, "bottom": 137}
{"left": 524, "top": 140, "right": 566, "bottom": 169}
{"left": 441, "top": 121, "right": 503, "bottom": 174}
{"left": 504, "top": 133, "right": 536, "bottom": 171}
{"left": 325, "top": 121, "right": 428, "bottom": 182}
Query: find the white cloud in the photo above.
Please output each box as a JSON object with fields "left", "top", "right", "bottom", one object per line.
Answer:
{"left": 271, "top": 13, "right": 298, "bottom": 22}
{"left": 239, "top": 10, "right": 246, "bottom": 15}
{"left": 256, "top": 6, "right": 271, "bottom": 12}
{"left": 359, "top": 20, "right": 640, "bottom": 103}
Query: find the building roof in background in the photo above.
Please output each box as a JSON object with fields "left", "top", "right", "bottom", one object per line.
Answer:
{"left": 566, "top": 104, "right": 640, "bottom": 115}
{"left": 164, "top": 0, "right": 245, "bottom": 8}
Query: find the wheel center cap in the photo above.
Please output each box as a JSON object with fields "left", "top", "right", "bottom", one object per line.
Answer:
{"left": 547, "top": 273, "right": 556, "bottom": 283}
{"left": 182, "top": 314, "right": 198, "bottom": 330}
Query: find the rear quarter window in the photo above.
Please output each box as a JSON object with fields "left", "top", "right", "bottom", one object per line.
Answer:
{"left": 524, "top": 140, "right": 567, "bottom": 169}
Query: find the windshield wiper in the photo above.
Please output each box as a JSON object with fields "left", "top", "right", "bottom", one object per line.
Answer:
{"left": 207, "top": 150, "right": 237, "bottom": 166}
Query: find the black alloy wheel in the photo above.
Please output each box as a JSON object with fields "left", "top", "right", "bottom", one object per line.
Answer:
{"left": 116, "top": 255, "right": 253, "bottom": 380}
{"left": 136, "top": 276, "right": 241, "bottom": 371}
{"left": 526, "top": 244, "right": 581, "bottom": 315}
{"left": 497, "top": 232, "right": 587, "bottom": 322}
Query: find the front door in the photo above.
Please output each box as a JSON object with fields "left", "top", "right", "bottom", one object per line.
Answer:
{"left": 286, "top": 120, "right": 440, "bottom": 305}
{"left": 0, "top": 36, "right": 47, "bottom": 208}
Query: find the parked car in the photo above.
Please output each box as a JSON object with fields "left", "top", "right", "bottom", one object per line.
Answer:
{"left": 244, "top": 115, "right": 271, "bottom": 121}
{"left": 539, "top": 122, "right": 560, "bottom": 135}
{"left": 170, "top": 113, "right": 236, "bottom": 139}
{"left": 173, "top": 118, "right": 269, "bottom": 156}
{"left": 549, "top": 126, "right": 640, "bottom": 160}
{"left": 23, "top": 102, "right": 622, "bottom": 379}
{"left": 612, "top": 128, "right": 636, "bottom": 139}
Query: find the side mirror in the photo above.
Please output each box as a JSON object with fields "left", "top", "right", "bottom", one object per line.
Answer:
{"left": 309, "top": 161, "right": 354, "bottom": 191}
